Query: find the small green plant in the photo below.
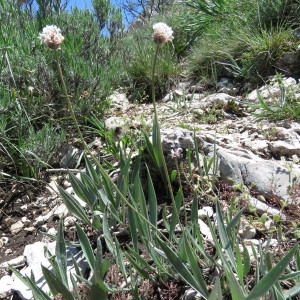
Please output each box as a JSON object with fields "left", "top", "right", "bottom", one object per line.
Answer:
{"left": 243, "top": 74, "right": 300, "bottom": 121}
{"left": 193, "top": 107, "right": 224, "bottom": 124}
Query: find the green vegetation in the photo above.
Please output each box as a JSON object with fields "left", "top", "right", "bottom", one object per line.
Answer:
{"left": 2, "top": 0, "right": 300, "bottom": 298}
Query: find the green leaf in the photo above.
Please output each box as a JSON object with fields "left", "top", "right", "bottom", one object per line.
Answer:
{"left": 191, "top": 191, "right": 199, "bottom": 224}
{"left": 257, "top": 91, "right": 273, "bottom": 112}
{"left": 57, "top": 185, "right": 91, "bottom": 225}
{"left": 156, "top": 237, "right": 209, "bottom": 299}
{"left": 207, "top": 217, "right": 245, "bottom": 299}
{"left": 10, "top": 267, "right": 51, "bottom": 300}
{"left": 236, "top": 242, "right": 243, "bottom": 285}
{"left": 242, "top": 244, "right": 251, "bottom": 277}
{"left": 102, "top": 210, "right": 116, "bottom": 258}
{"left": 56, "top": 219, "right": 68, "bottom": 287}
{"left": 133, "top": 174, "right": 148, "bottom": 220}
{"left": 116, "top": 150, "right": 130, "bottom": 208}
{"left": 246, "top": 244, "right": 298, "bottom": 300}
{"left": 70, "top": 273, "right": 80, "bottom": 299}
{"left": 226, "top": 207, "right": 245, "bottom": 234}
{"left": 215, "top": 200, "right": 236, "bottom": 271}
{"left": 42, "top": 266, "right": 75, "bottom": 300}
{"left": 88, "top": 282, "right": 109, "bottom": 299}
{"left": 283, "top": 282, "right": 300, "bottom": 299}
{"left": 183, "top": 232, "right": 209, "bottom": 297}
{"left": 68, "top": 171, "right": 95, "bottom": 209}
{"left": 208, "top": 277, "right": 223, "bottom": 300}
{"left": 169, "top": 189, "right": 183, "bottom": 238}
{"left": 127, "top": 199, "right": 139, "bottom": 253}
{"left": 75, "top": 223, "right": 95, "bottom": 271}
{"left": 114, "top": 237, "right": 127, "bottom": 281}
{"left": 147, "top": 165, "right": 157, "bottom": 227}
{"left": 125, "top": 250, "right": 152, "bottom": 280}
{"left": 85, "top": 155, "right": 101, "bottom": 186}
{"left": 170, "top": 169, "right": 177, "bottom": 182}
{"left": 280, "top": 270, "right": 300, "bottom": 280}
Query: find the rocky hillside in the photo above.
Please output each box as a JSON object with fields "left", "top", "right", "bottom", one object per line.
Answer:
{"left": 0, "top": 74, "right": 300, "bottom": 299}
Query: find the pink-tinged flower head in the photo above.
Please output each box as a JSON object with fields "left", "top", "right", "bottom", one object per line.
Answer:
{"left": 152, "top": 22, "right": 173, "bottom": 45}
{"left": 39, "top": 25, "right": 64, "bottom": 50}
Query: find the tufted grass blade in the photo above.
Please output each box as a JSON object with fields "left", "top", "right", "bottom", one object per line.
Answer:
{"left": 246, "top": 244, "right": 298, "bottom": 300}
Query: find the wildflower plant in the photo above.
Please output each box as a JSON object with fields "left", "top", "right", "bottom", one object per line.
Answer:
{"left": 10, "top": 20, "right": 300, "bottom": 300}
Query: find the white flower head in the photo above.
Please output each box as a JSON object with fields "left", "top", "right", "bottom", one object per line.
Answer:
{"left": 152, "top": 22, "right": 173, "bottom": 45}
{"left": 39, "top": 25, "right": 64, "bottom": 50}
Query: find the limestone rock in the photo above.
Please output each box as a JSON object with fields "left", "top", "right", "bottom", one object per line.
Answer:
{"left": 10, "top": 220, "right": 24, "bottom": 234}
{"left": 218, "top": 147, "right": 300, "bottom": 204}
{"left": 0, "top": 275, "right": 13, "bottom": 299}
{"left": 108, "top": 91, "right": 130, "bottom": 112}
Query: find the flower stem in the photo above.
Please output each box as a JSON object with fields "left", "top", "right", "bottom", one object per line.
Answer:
{"left": 54, "top": 50, "right": 171, "bottom": 243}
{"left": 151, "top": 45, "right": 183, "bottom": 233}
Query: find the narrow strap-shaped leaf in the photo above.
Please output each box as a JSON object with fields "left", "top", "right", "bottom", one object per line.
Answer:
{"left": 57, "top": 185, "right": 91, "bottom": 225}
{"left": 75, "top": 223, "right": 95, "bottom": 271}
{"left": 126, "top": 246, "right": 157, "bottom": 275}
{"left": 147, "top": 165, "right": 157, "bottom": 227}
{"left": 257, "top": 91, "right": 273, "bottom": 112}
{"left": 84, "top": 155, "right": 101, "bottom": 186}
{"left": 236, "top": 242, "right": 243, "bottom": 285}
{"left": 102, "top": 210, "right": 116, "bottom": 258}
{"left": 127, "top": 199, "right": 139, "bottom": 253}
{"left": 10, "top": 266, "right": 51, "bottom": 300}
{"left": 68, "top": 171, "right": 95, "bottom": 209}
{"left": 242, "top": 244, "right": 251, "bottom": 277}
{"left": 125, "top": 252, "right": 152, "bottom": 280}
{"left": 226, "top": 207, "right": 245, "bottom": 234}
{"left": 114, "top": 237, "right": 128, "bottom": 282}
{"left": 191, "top": 191, "right": 199, "bottom": 224}
{"left": 42, "top": 266, "right": 75, "bottom": 300}
{"left": 70, "top": 273, "right": 80, "bottom": 299}
{"left": 183, "top": 232, "right": 209, "bottom": 297}
{"left": 207, "top": 217, "right": 246, "bottom": 299}
{"left": 215, "top": 200, "right": 237, "bottom": 271}
{"left": 246, "top": 244, "right": 298, "bottom": 300}
{"left": 208, "top": 277, "right": 223, "bottom": 300}
{"left": 56, "top": 219, "right": 68, "bottom": 287}
{"left": 80, "top": 172, "right": 106, "bottom": 210}
{"left": 283, "top": 282, "right": 300, "bottom": 299}
{"left": 280, "top": 270, "right": 300, "bottom": 280}
{"left": 156, "top": 237, "right": 209, "bottom": 299}
{"left": 169, "top": 188, "right": 183, "bottom": 238}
